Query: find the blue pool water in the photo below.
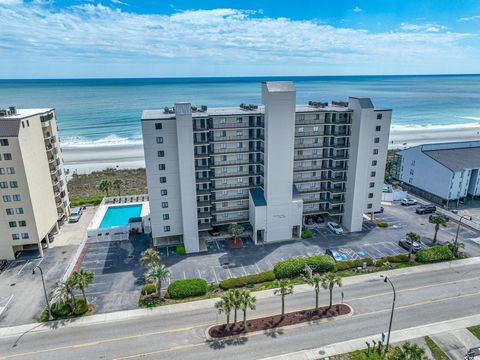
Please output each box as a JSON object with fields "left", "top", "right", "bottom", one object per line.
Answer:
{"left": 99, "top": 204, "right": 142, "bottom": 229}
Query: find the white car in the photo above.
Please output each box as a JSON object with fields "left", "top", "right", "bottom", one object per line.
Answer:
{"left": 401, "top": 198, "right": 417, "bottom": 206}
{"left": 327, "top": 222, "right": 343, "bottom": 235}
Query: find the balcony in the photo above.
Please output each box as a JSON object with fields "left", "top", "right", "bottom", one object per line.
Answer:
{"left": 212, "top": 135, "right": 250, "bottom": 142}
{"left": 212, "top": 182, "right": 250, "bottom": 190}
{"left": 212, "top": 122, "right": 249, "bottom": 129}
{"left": 198, "top": 223, "right": 212, "bottom": 231}
{"left": 294, "top": 142, "right": 325, "bottom": 149}
{"left": 197, "top": 201, "right": 211, "bottom": 207}
{"left": 213, "top": 147, "right": 250, "bottom": 155}
{"left": 196, "top": 189, "right": 211, "bottom": 195}
{"left": 212, "top": 216, "right": 249, "bottom": 226}
{"left": 295, "top": 131, "right": 324, "bottom": 137}
{"left": 303, "top": 208, "right": 328, "bottom": 215}
{"left": 327, "top": 188, "right": 345, "bottom": 194}
{"left": 212, "top": 194, "right": 249, "bottom": 202}
{"left": 323, "top": 143, "right": 349, "bottom": 149}
{"left": 197, "top": 212, "right": 212, "bottom": 219}
{"left": 194, "top": 138, "right": 210, "bottom": 145}
{"left": 41, "top": 120, "right": 50, "bottom": 127}
{"left": 294, "top": 176, "right": 327, "bottom": 183}
{"left": 295, "top": 118, "right": 352, "bottom": 126}
{"left": 303, "top": 198, "right": 328, "bottom": 204}
{"left": 330, "top": 176, "right": 347, "bottom": 183}
{"left": 212, "top": 206, "right": 249, "bottom": 215}
{"left": 329, "top": 198, "right": 345, "bottom": 205}
{"left": 194, "top": 152, "right": 210, "bottom": 159}
{"left": 211, "top": 159, "right": 250, "bottom": 167}
{"left": 328, "top": 208, "right": 344, "bottom": 216}
{"left": 212, "top": 172, "right": 250, "bottom": 179}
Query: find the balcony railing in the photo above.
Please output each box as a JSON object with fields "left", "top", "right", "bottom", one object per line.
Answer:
{"left": 197, "top": 201, "right": 211, "bottom": 207}
{"left": 212, "top": 135, "right": 250, "bottom": 142}
{"left": 197, "top": 212, "right": 212, "bottom": 219}
{"left": 212, "top": 122, "right": 249, "bottom": 129}
{"left": 198, "top": 223, "right": 212, "bottom": 231}
{"left": 294, "top": 142, "right": 324, "bottom": 149}
{"left": 212, "top": 194, "right": 249, "bottom": 202}
{"left": 211, "top": 159, "right": 250, "bottom": 166}
{"left": 212, "top": 206, "right": 249, "bottom": 214}
{"left": 212, "top": 148, "right": 250, "bottom": 154}
{"left": 212, "top": 216, "right": 250, "bottom": 226}
{"left": 295, "top": 118, "right": 352, "bottom": 126}
{"left": 295, "top": 131, "right": 324, "bottom": 137}
{"left": 212, "top": 182, "right": 250, "bottom": 190}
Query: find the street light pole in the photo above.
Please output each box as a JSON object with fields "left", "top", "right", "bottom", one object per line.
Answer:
{"left": 455, "top": 215, "right": 469, "bottom": 243}
{"left": 33, "top": 265, "right": 53, "bottom": 321}
{"left": 382, "top": 275, "right": 396, "bottom": 352}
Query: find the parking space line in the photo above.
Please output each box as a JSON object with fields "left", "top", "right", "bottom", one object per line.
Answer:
{"left": 226, "top": 267, "right": 233, "bottom": 278}
{"left": 196, "top": 269, "right": 202, "bottom": 278}
{"left": 16, "top": 260, "right": 30, "bottom": 276}
{"left": 183, "top": 271, "right": 186, "bottom": 280}
{"left": 265, "top": 259, "right": 273, "bottom": 268}
{"left": 240, "top": 265, "right": 247, "bottom": 275}
{"left": 215, "top": 241, "right": 220, "bottom": 250}
{"left": 254, "top": 263, "right": 261, "bottom": 273}
{"left": 211, "top": 267, "right": 219, "bottom": 283}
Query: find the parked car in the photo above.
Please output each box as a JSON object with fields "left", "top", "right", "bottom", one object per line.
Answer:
{"left": 68, "top": 207, "right": 83, "bottom": 223}
{"left": 465, "top": 347, "right": 480, "bottom": 360}
{"left": 374, "top": 206, "right": 385, "bottom": 214}
{"left": 327, "top": 221, "right": 344, "bottom": 235}
{"left": 325, "top": 248, "right": 348, "bottom": 262}
{"left": 209, "top": 226, "right": 220, "bottom": 237}
{"left": 398, "top": 238, "right": 424, "bottom": 253}
{"left": 416, "top": 204, "right": 436, "bottom": 215}
{"left": 401, "top": 198, "right": 417, "bottom": 206}
{"left": 429, "top": 213, "right": 449, "bottom": 223}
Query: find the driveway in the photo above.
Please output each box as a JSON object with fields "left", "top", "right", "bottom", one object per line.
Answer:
{"left": 431, "top": 329, "right": 479, "bottom": 360}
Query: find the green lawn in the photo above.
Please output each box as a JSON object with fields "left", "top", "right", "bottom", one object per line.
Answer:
{"left": 424, "top": 336, "right": 450, "bottom": 360}
{"left": 468, "top": 325, "right": 480, "bottom": 339}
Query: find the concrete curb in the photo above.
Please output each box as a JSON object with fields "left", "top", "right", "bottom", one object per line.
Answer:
{"left": 204, "top": 304, "right": 354, "bottom": 342}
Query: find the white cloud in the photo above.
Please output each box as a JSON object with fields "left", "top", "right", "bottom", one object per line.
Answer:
{"left": 458, "top": 15, "right": 480, "bottom": 22}
{"left": 111, "top": 0, "right": 127, "bottom": 5}
{"left": 400, "top": 22, "right": 447, "bottom": 33}
{"left": 0, "top": 3, "right": 477, "bottom": 77}
{"left": 353, "top": 6, "right": 362, "bottom": 13}
{"left": 0, "top": 0, "right": 22, "bottom": 4}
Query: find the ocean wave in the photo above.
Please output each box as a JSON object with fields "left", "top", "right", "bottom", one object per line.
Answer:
{"left": 391, "top": 121, "right": 480, "bottom": 133}
{"left": 62, "top": 135, "right": 143, "bottom": 148}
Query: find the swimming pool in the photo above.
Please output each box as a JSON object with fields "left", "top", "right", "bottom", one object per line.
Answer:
{"left": 99, "top": 204, "right": 143, "bottom": 229}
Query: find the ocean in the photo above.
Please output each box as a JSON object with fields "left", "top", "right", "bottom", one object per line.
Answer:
{"left": 0, "top": 75, "right": 479, "bottom": 149}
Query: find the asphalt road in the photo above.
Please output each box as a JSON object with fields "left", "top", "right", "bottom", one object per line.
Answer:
{"left": 1, "top": 260, "right": 479, "bottom": 360}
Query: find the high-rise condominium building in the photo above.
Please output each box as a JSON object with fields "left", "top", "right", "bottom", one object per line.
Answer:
{"left": 142, "top": 82, "right": 391, "bottom": 253}
{"left": 0, "top": 108, "right": 70, "bottom": 260}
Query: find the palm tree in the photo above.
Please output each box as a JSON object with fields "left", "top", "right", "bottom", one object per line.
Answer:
{"left": 99, "top": 179, "right": 112, "bottom": 196}
{"left": 273, "top": 279, "right": 294, "bottom": 319}
{"left": 51, "top": 280, "right": 75, "bottom": 314}
{"left": 321, "top": 272, "right": 342, "bottom": 309}
{"left": 145, "top": 265, "right": 171, "bottom": 299}
{"left": 70, "top": 268, "right": 94, "bottom": 303}
{"left": 447, "top": 238, "right": 465, "bottom": 258}
{"left": 406, "top": 232, "right": 421, "bottom": 261}
{"left": 139, "top": 248, "right": 161, "bottom": 268}
{"left": 430, "top": 215, "right": 447, "bottom": 244}
{"left": 239, "top": 290, "right": 256, "bottom": 329}
{"left": 390, "top": 341, "right": 428, "bottom": 360}
{"left": 304, "top": 273, "right": 322, "bottom": 311}
{"left": 113, "top": 179, "right": 123, "bottom": 195}
{"left": 229, "top": 289, "right": 243, "bottom": 324}
{"left": 228, "top": 223, "right": 244, "bottom": 245}
{"left": 215, "top": 293, "right": 234, "bottom": 331}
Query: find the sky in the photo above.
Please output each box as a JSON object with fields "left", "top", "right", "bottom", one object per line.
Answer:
{"left": 0, "top": 0, "right": 480, "bottom": 78}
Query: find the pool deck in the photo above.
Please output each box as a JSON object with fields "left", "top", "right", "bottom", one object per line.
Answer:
{"left": 88, "top": 201, "right": 150, "bottom": 231}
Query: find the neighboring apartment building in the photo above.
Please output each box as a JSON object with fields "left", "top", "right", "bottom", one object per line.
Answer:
{"left": 0, "top": 107, "right": 70, "bottom": 260}
{"left": 393, "top": 140, "right": 480, "bottom": 207}
{"left": 142, "top": 81, "right": 391, "bottom": 253}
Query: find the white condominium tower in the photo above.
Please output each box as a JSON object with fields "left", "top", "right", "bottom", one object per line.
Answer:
{"left": 0, "top": 108, "right": 70, "bottom": 260}
{"left": 142, "top": 81, "right": 391, "bottom": 253}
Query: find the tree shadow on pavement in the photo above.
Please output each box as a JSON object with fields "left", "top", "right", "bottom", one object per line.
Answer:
{"left": 208, "top": 336, "right": 248, "bottom": 350}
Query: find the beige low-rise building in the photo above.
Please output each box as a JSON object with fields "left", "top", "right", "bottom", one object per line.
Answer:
{"left": 0, "top": 107, "right": 70, "bottom": 260}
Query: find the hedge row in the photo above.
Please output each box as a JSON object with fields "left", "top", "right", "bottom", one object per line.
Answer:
{"left": 375, "top": 254, "right": 410, "bottom": 265}
{"left": 167, "top": 278, "right": 208, "bottom": 299}
{"left": 415, "top": 246, "right": 453, "bottom": 263}
{"left": 301, "top": 229, "right": 313, "bottom": 239}
{"left": 219, "top": 270, "right": 276, "bottom": 290}
{"left": 273, "top": 254, "right": 335, "bottom": 279}
{"left": 334, "top": 258, "right": 374, "bottom": 271}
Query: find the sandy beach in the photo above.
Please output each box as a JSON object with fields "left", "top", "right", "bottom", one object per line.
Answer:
{"left": 62, "top": 122, "right": 480, "bottom": 175}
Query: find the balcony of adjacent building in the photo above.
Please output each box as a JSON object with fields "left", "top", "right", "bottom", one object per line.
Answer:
{"left": 198, "top": 222, "right": 212, "bottom": 231}
{"left": 295, "top": 113, "right": 352, "bottom": 126}
{"left": 294, "top": 150, "right": 349, "bottom": 161}
{"left": 212, "top": 146, "right": 250, "bottom": 155}
{"left": 212, "top": 214, "right": 250, "bottom": 226}
{"left": 323, "top": 139, "right": 350, "bottom": 149}
{"left": 212, "top": 121, "right": 250, "bottom": 129}
{"left": 197, "top": 211, "right": 212, "bottom": 220}
{"left": 196, "top": 188, "right": 211, "bottom": 196}
{"left": 212, "top": 193, "right": 249, "bottom": 202}
{"left": 324, "top": 128, "right": 351, "bottom": 137}
{"left": 197, "top": 200, "right": 212, "bottom": 208}
{"left": 211, "top": 202, "right": 250, "bottom": 215}
{"left": 210, "top": 158, "right": 250, "bottom": 167}
{"left": 195, "top": 176, "right": 211, "bottom": 185}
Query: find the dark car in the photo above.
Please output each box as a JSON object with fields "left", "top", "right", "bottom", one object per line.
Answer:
{"left": 209, "top": 226, "right": 220, "bottom": 237}
{"left": 429, "top": 213, "right": 449, "bottom": 223}
{"left": 398, "top": 238, "right": 424, "bottom": 253}
{"left": 416, "top": 204, "right": 436, "bottom": 215}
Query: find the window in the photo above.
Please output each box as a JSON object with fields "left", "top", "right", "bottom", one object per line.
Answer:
{"left": 375, "top": 125, "right": 381, "bottom": 131}
{"left": 377, "top": 113, "right": 383, "bottom": 120}
{"left": 374, "top": 137, "right": 380, "bottom": 144}
{"left": 157, "top": 150, "right": 164, "bottom": 157}
{"left": 369, "top": 182, "right": 375, "bottom": 188}
{"left": 6, "top": 208, "right": 14, "bottom": 215}
{"left": 160, "top": 177, "right": 167, "bottom": 183}
{"left": 221, "top": 130, "right": 227, "bottom": 137}
{"left": 163, "top": 214, "right": 169, "bottom": 220}
{"left": 156, "top": 137, "right": 163, "bottom": 144}
{"left": 12, "top": 194, "right": 21, "bottom": 201}
{"left": 313, "top": 126, "right": 319, "bottom": 132}
{"left": 8, "top": 221, "right": 16, "bottom": 228}
{"left": 15, "top": 207, "right": 23, "bottom": 214}
{"left": 368, "top": 193, "right": 374, "bottom": 199}
{"left": 21, "top": 233, "right": 29, "bottom": 239}
{"left": 236, "top": 117, "right": 243, "bottom": 123}
{"left": 164, "top": 226, "right": 170, "bottom": 232}
{"left": 236, "top": 154, "right": 243, "bottom": 160}
{"left": 159, "top": 164, "right": 166, "bottom": 170}
{"left": 3, "top": 153, "right": 12, "bottom": 160}
{"left": 19, "top": 220, "right": 26, "bottom": 227}
{"left": 161, "top": 189, "right": 167, "bottom": 196}
{"left": 9, "top": 181, "right": 17, "bottom": 188}
{"left": 155, "top": 123, "right": 162, "bottom": 130}
{"left": 372, "top": 160, "right": 377, "bottom": 166}
{"left": 0, "top": 181, "right": 7, "bottom": 188}
{"left": 367, "top": 203, "right": 373, "bottom": 209}
{"left": 0, "top": 139, "right": 9, "bottom": 146}
{"left": 373, "top": 149, "right": 379, "bottom": 155}
{"left": 26, "top": 120, "right": 29, "bottom": 127}
{"left": 6, "top": 167, "right": 15, "bottom": 174}
{"left": 298, "top": 127, "right": 304, "bottom": 133}
{"left": 3, "top": 195, "right": 11, "bottom": 202}
{"left": 219, "top": 118, "right": 226, "bottom": 124}
{"left": 12, "top": 234, "right": 19, "bottom": 240}
{"left": 0, "top": 168, "right": 4, "bottom": 175}
{"left": 371, "top": 171, "right": 376, "bottom": 177}
{"left": 22, "top": 122, "right": 25, "bottom": 128}
{"left": 162, "top": 202, "right": 168, "bottom": 208}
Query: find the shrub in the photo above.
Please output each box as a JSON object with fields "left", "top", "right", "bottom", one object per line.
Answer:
{"left": 73, "top": 298, "right": 89, "bottom": 316}
{"left": 335, "top": 258, "right": 374, "bottom": 271}
{"left": 167, "top": 278, "right": 208, "bottom": 299}
{"left": 375, "top": 254, "right": 410, "bottom": 266}
{"left": 70, "top": 195, "right": 104, "bottom": 206}
{"left": 274, "top": 255, "right": 337, "bottom": 279}
{"left": 176, "top": 244, "right": 186, "bottom": 256}
{"left": 219, "top": 270, "right": 276, "bottom": 290}
{"left": 139, "top": 293, "right": 160, "bottom": 308}
{"left": 301, "top": 229, "right": 313, "bottom": 239}
{"left": 141, "top": 283, "right": 157, "bottom": 295}
{"left": 305, "top": 255, "right": 335, "bottom": 273}
{"left": 377, "top": 222, "right": 389, "bottom": 228}
{"left": 51, "top": 302, "right": 70, "bottom": 317}
{"left": 416, "top": 246, "right": 453, "bottom": 263}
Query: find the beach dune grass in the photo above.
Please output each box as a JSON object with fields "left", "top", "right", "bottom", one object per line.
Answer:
{"left": 68, "top": 168, "right": 147, "bottom": 206}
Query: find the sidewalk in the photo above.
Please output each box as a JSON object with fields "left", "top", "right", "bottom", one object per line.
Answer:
{"left": 259, "top": 314, "right": 480, "bottom": 360}
{"left": 1, "top": 256, "right": 479, "bottom": 339}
